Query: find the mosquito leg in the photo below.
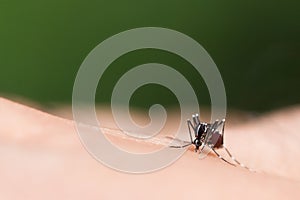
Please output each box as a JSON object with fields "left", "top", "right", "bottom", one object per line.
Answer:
{"left": 167, "top": 119, "right": 194, "bottom": 149}
{"left": 192, "top": 114, "right": 197, "bottom": 126}
{"left": 195, "top": 113, "right": 200, "bottom": 124}
{"left": 169, "top": 143, "right": 192, "bottom": 148}
{"left": 221, "top": 119, "right": 225, "bottom": 137}
{"left": 187, "top": 120, "right": 194, "bottom": 143}
{"left": 211, "top": 147, "right": 236, "bottom": 166}
{"left": 222, "top": 145, "right": 255, "bottom": 172}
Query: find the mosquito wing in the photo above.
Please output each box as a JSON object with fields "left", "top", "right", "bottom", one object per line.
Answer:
{"left": 204, "top": 120, "right": 219, "bottom": 146}
{"left": 198, "top": 121, "right": 218, "bottom": 158}
{"left": 207, "top": 120, "right": 225, "bottom": 145}
{"left": 198, "top": 119, "right": 225, "bottom": 158}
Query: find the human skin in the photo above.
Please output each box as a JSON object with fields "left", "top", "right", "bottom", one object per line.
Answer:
{"left": 0, "top": 97, "right": 300, "bottom": 200}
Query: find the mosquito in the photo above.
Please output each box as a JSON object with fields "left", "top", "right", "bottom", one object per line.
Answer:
{"left": 169, "top": 113, "right": 254, "bottom": 171}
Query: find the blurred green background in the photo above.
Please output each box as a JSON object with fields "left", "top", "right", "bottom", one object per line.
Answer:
{"left": 0, "top": 0, "right": 299, "bottom": 112}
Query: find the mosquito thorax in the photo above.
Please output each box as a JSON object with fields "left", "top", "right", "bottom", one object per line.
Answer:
{"left": 196, "top": 123, "right": 207, "bottom": 137}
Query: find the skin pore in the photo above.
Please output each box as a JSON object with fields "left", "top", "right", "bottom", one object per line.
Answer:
{"left": 0, "top": 97, "right": 300, "bottom": 199}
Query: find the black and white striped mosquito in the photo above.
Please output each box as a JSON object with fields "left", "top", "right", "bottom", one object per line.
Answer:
{"left": 170, "top": 113, "right": 254, "bottom": 171}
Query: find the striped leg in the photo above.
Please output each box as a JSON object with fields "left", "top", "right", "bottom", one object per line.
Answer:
{"left": 210, "top": 145, "right": 256, "bottom": 172}
{"left": 222, "top": 145, "right": 256, "bottom": 172}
